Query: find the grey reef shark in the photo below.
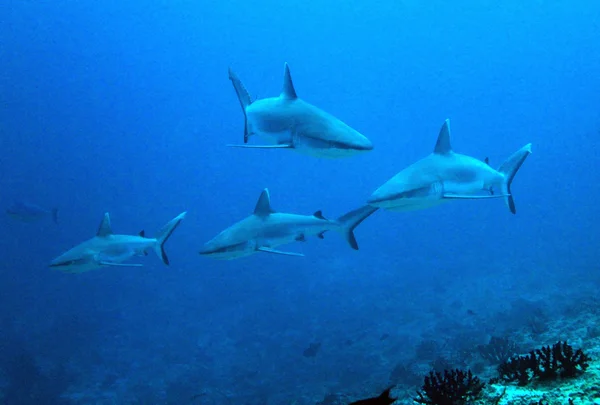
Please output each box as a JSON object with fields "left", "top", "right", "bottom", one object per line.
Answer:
{"left": 6, "top": 201, "right": 59, "bottom": 224}
{"left": 368, "top": 119, "right": 532, "bottom": 214}
{"left": 50, "top": 211, "right": 186, "bottom": 273}
{"left": 199, "top": 188, "right": 378, "bottom": 260}
{"left": 227, "top": 62, "right": 374, "bottom": 158}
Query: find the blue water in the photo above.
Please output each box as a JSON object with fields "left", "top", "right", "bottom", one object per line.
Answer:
{"left": 1, "top": 0, "right": 599, "bottom": 403}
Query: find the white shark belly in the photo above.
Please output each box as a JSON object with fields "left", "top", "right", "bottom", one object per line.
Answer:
{"left": 383, "top": 199, "right": 447, "bottom": 212}
{"left": 291, "top": 135, "right": 363, "bottom": 158}
{"left": 442, "top": 180, "right": 486, "bottom": 195}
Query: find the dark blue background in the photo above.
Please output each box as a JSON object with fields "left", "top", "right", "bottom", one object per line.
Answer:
{"left": 1, "top": 0, "right": 599, "bottom": 402}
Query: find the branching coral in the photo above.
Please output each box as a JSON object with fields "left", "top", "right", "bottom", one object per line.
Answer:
{"left": 498, "top": 341, "right": 590, "bottom": 386}
{"left": 414, "top": 369, "right": 485, "bottom": 405}
{"left": 477, "top": 336, "right": 518, "bottom": 364}
{"left": 497, "top": 351, "right": 536, "bottom": 386}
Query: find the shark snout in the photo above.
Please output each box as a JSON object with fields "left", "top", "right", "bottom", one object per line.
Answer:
{"left": 198, "top": 241, "right": 230, "bottom": 257}
{"left": 351, "top": 135, "right": 373, "bottom": 151}
{"left": 367, "top": 190, "right": 392, "bottom": 207}
{"left": 198, "top": 244, "right": 213, "bottom": 256}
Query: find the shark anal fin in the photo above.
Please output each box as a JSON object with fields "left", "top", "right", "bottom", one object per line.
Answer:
{"left": 257, "top": 247, "right": 304, "bottom": 257}
{"left": 295, "top": 234, "right": 306, "bottom": 242}
{"left": 226, "top": 144, "right": 293, "bottom": 149}
{"left": 317, "top": 231, "right": 326, "bottom": 239}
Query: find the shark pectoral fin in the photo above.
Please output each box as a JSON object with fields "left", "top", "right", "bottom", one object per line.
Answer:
{"left": 257, "top": 247, "right": 304, "bottom": 257}
{"left": 226, "top": 144, "right": 293, "bottom": 149}
{"left": 442, "top": 193, "right": 509, "bottom": 200}
{"left": 99, "top": 261, "right": 144, "bottom": 267}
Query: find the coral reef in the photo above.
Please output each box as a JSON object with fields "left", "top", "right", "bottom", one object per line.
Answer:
{"left": 477, "top": 336, "right": 518, "bottom": 365}
{"left": 498, "top": 341, "right": 591, "bottom": 386}
{"left": 0, "top": 347, "right": 70, "bottom": 404}
{"left": 414, "top": 369, "right": 485, "bottom": 405}
{"left": 388, "top": 361, "right": 422, "bottom": 387}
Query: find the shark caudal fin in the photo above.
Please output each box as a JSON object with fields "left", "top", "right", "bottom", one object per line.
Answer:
{"left": 51, "top": 208, "right": 59, "bottom": 224}
{"left": 498, "top": 143, "right": 532, "bottom": 214}
{"left": 336, "top": 205, "right": 379, "bottom": 250}
{"left": 228, "top": 67, "right": 253, "bottom": 143}
{"left": 153, "top": 212, "right": 187, "bottom": 265}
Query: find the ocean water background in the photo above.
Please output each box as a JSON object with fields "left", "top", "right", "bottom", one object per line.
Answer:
{"left": 1, "top": 0, "right": 599, "bottom": 403}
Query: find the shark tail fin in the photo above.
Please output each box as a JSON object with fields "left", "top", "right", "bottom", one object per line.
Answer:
{"left": 498, "top": 143, "right": 532, "bottom": 214}
{"left": 51, "top": 208, "right": 59, "bottom": 224}
{"left": 153, "top": 212, "right": 187, "bottom": 265}
{"left": 228, "top": 67, "right": 253, "bottom": 143}
{"left": 336, "top": 205, "right": 378, "bottom": 250}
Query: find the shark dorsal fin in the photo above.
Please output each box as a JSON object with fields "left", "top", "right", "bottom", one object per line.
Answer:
{"left": 97, "top": 213, "right": 113, "bottom": 237}
{"left": 484, "top": 157, "right": 490, "bottom": 166}
{"left": 434, "top": 119, "right": 453, "bottom": 155}
{"left": 281, "top": 63, "right": 297, "bottom": 100}
{"left": 254, "top": 188, "right": 274, "bottom": 216}
{"left": 139, "top": 230, "right": 145, "bottom": 237}
{"left": 313, "top": 210, "right": 327, "bottom": 220}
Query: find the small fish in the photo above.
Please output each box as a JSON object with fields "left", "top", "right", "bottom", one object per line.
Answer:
{"left": 303, "top": 342, "right": 321, "bottom": 358}
{"left": 348, "top": 386, "right": 397, "bottom": 405}
{"left": 6, "top": 201, "right": 58, "bottom": 224}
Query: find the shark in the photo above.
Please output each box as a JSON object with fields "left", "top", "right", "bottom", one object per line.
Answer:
{"left": 368, "top": 119, "right": 532, "bottom": 214}
{"left": 6, "top": 201, "right": 58, "bottom": 224}
{"left": 199, "top": 189, "right": 378, "bottom": 259}
{"left": 50, "top": 211, "right": 187, "bottom": 273}
{"left": 227, "top": 62, "right": 374, "bottom": 158}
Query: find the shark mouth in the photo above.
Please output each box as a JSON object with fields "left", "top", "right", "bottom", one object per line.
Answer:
{"left": 199, "top": 241, "right": 251, "bottom": 256}
{"left": 299, "top": 135, "right": 373, "bottom": 151}
{"left": 49, "top": 258, "right": 88, "bottom": 267}
{"left": 369, "top": 186, "right": 440, "bottom": 204}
